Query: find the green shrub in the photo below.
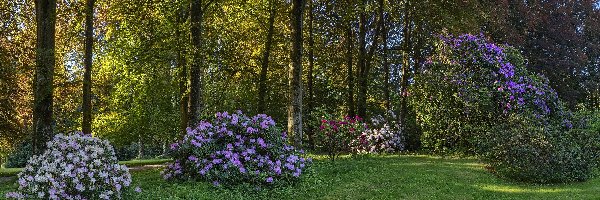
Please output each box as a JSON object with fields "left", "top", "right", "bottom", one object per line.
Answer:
{"left": 4, "top": 142, "right": 32, "bottom": 168}
{"left": 479, "top": 114, "right": 599, "bottom": 183}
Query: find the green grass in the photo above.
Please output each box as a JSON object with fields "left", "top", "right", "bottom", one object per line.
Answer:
{"left": 118, "top": 158, "right": 172, "bottom": 167}
{"left": 0, "top": 168, "right": 21, "bottom": 177}
{"left": 2, "top": 155, "right": 600, "bottom": 199}
{"left": 0, "top": 158, "right": 172, "bottom": 177}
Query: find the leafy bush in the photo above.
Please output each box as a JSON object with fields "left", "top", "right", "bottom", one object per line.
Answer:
{"left": 479, "top": 114, "right": 599, "bottom": 183}
{"left": 315, "top": 116, "right": 366, "bottom": 161}
{"left": 351, "top": 115, "right": 404, "bottom": 154}
{"left": 4, "top": 142, "right": 32, "bottom": 168}
{"left": 5, "top": 133, "right": 133, "bottom": 199}
{"left": 412, "top": 33, "right": 572, "bottom": 154}
{"left": 162, "top": 111, "right": 311, "bottom": 187}
{"left": 411, "top": 33, "right": 597, "bottom": 183}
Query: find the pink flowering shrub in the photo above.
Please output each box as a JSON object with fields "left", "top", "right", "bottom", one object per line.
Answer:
{"left": 5, "top": 133, "right": 132, "bottom": 200}
{"left": 162, "top": 111, "right": 311, "bottom": 187}
{"left": 352, "top": 115, "right": 404, "bottom": 154}
{"left": 316, "top": 116, "right": 367, "bottom": 161}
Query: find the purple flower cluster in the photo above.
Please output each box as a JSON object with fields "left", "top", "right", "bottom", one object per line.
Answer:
{"left": 162, "top": 111, "right": 311, "bottom": 186}
{"left": 6, "top": 133, "right": 132, "bottom": 200}
{"left": 438, "top": 34, "right": 572, "bottom": 128}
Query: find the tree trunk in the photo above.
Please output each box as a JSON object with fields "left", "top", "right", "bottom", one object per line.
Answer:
{"left": 346, "top": 23, "right": 355, "bottom": 117}
{"left": 137, "top": 133, "right": 144, "bottom": 159}
{"left": 258, "top": 0, "right": 276, "bottom": 114}
{"left": 33, "top": 0, "right": 57, "bottom": 155}
{"left": 82, "top": 0, "right": 94, "bottom": 135}
{"left": 177, "top": 7, "right": 188, "bottom": 135}
{"left": 357, "top": 0, "right": 383, "bottom": 118}
{"left": 380, "top": 0, "right": 390, "bottom": 112}
{"left": 357, "top": 2, "right": 367, "bottom": 118}
{"left": 288, "top": 0, "right": 305, "bottom": 147}
{"left": 399, "top": 0, "right": 411, "bottom": 125}
{"left": 188, "top": 0, "right": 204, "bottom": 126}
{"left": 306, "top": 0, "right": 315, "bottom": 149}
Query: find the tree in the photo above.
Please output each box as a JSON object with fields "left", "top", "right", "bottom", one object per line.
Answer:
{"left": 189, "top": 0, "right": 215, "bottom": 126}
{"left": 258, "top": 0, "right": 277, "bottom": 114}
{"left": 82, "top": 0, "right": 95, "bottom": 135}
{"left": 288, "top": 0, "right": 305, "bottom": 147}
{"left": 33, "top": 0, "right": 57, "bottom": 155}
{"left": 177, "top": 5, "right": 188, "bottom": 135}
{"left": 305, "top": 0, "right": 315, "bottom": 148}
{"left": 356, "top": 0, "right": 382, "bottom": 118}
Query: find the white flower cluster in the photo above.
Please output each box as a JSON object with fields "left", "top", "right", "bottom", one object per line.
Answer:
{"left": 352, "top": 114, "right": 405, "bottom": 154}
{"left": 5, "top": 133, "right": 132, "bottom": 200}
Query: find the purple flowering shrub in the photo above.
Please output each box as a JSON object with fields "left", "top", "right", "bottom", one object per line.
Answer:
{"left": 162, "top": 111, "right": 311, "bottom": 186}
{"left": 412, "top": 33, "right": 572, "bottom": 154}
{"left": 351, "top": 115, "right": 404, "bottom": 154}
{"left": 5, "top": 133, "right": 132, "bottom": 199}
{"left": 316, "top": 116, "right": 367, "bottom": 161}
{"left": 413, "top": 33, "right": 598, "bottom": 183}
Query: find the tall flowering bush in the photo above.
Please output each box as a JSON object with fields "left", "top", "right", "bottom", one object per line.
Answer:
{"left": 351, "top": 115, "right": 404, "bottom": 154}
{"left": 412, "top": 33, "right": 598, "bottom": 183}
{"left": 412, "top": 33, "right": 572, "bottom": 154}
{"left": 162, "top": 111, "right": 311, "bottom": 187}
{"left": 5, "top": 133, "right": 132, "bottom": 199}
{"left": 315, "top": 116, "right": 366, "bottom": 161}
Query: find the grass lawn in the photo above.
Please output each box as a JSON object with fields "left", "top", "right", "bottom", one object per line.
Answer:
{"left": 0, "top": 158, "right": 172, "bottom": 177}
{"left": 2, "top": 155, "right": 600, "bottom": 199}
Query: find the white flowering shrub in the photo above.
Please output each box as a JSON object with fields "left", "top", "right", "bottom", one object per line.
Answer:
{"left": 5, "top": 133, "right": 132, "bottom": 200}
{"left": 352, "top": 114, "right": 405, "bottom": 154}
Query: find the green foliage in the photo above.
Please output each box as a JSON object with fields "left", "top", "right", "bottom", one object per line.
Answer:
{"left": 315, "top": 116, "right": 366, "bottom": 161}
{"left": 3, "top": 143, "right": 31, "bottom": 168}
{"left": 479, "top": 113, "right": 599, "bottom": 183}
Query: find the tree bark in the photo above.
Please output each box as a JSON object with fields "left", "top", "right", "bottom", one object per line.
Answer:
{"left": 188, "top": 0, "right": 204, "bottom": 126}
{"left": 357, "top": 2, "right": 367, "bottom": 118}
{"left": 306, "top": 0, "right": 315, "bottom": 149}
{"left": 288, "top": 0, "right": 305, "bottom": 147}
{"left": 33, "top": 0, "right": 57, "bottom": 155}
{"left": 177, "top": 7, "right": 188, "bottom": 135}
{"left": 357, "top": 0, "right": 383, "bottom": 118}
{"left": 82, "top": 0, "right": 94, "bottom": 135}
{"left": 399, "top": 0, "right": 411, "bottom": 125}
{"left": 381, "top": 0, "right": 390, "bottom": 112}
{"left": 346, "top": 13, "right": 355, "bottom": 117}
{"left": 258, "top": 0, "right": 276, "bottom": 113}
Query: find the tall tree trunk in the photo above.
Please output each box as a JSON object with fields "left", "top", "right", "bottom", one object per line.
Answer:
{"left": 82, "top": 0, "right": 94, "bottom": 135}
{"left": 399, "top": 0, "right": 411, "bottom": 125}
{"left": 188, "top": 0, "right": 204, "bottom": 126}
{"left": 357, "top": 1, "right": 367, "bottom": 118}
{"left": 177, "top": 7, "right": 188, "bottom": 135}
{"left": 357, "top": 0, "right": 383, "bottom": 118}
{"left": 288, "top": 0, "right": 305, "bottom": 147}
{"left": 306, "top": 0, "right": 315, "bottom": 149}
{"left": 33, "top": 0, "right": 57, "bottom": 155}
{"left": 346, "top": 23, "right": 355, "bottom": 117}
{"left": 381, "top": 0, "right": 390, "bottom": 112}
{"left": 258, "top": 0, "right": 276, "bottom": 113}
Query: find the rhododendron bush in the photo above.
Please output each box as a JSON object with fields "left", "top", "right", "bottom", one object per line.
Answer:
{"left": 315, "top": 116, "right": 366, "bottom": 161}
{"left": 412, "top": 33, "right": 573, "bottom": 154}
{"left": 162, "top": 111, "right": 311, "bottom": 187}
{"left": 352, "top": 115, "right": 404, "bottom": 154}
{"left": 411, "top": 33, "right": 598, "bottom": 183}
{"left": 6, "top": 133, "right": 132, "bottom": 199}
